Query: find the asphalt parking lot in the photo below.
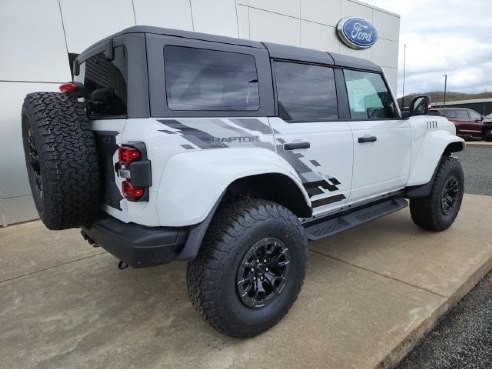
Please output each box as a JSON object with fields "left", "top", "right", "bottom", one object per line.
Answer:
{"left": 398, "top": 270, "right": 492, "bottom": 369}
{"left": 457, "top": 146, "right": 492, "bottom": 196}
{"left": 397, "top": 145, "right": 492, "bottom": 369}
{"left": 0, "top": 146, "right": 491, "bottom": 369}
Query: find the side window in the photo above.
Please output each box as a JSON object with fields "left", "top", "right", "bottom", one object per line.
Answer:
{"left": 344, "top": 70, "right": 397, "bottom": 120}
{"left": 443, "top": 110, "right": 456, "bottom": 118}
{"left": 83, "top": 46, "right": 127, "bottom": 117}
{"left": 455, "top": 110, "right": 469, "bottom": 119}
{"left": 469, "top": 110, "right": 481, "bottom": 120}
{"left": 163, "top": 46, "right": 259, "bottom": 111}
{"left": 273, "top": 61, "right": 338, "bottom": 122}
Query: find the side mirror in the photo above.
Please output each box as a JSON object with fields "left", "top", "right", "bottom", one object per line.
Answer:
{"left": 408, "top": 95, "right": 430, "bottom": 116}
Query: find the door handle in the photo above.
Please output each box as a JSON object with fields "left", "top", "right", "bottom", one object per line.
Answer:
{"left": 284, "top": 142, "right": 311, "bottom": 150}
{"left": 358, "top": 135, "right": 377, "bottom": 143}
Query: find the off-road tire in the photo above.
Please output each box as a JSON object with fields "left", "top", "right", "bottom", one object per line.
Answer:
{"left": 21, "top": 92, "right": 100, "bottom": 230}
{"left": 410, "top": 156, "right": 464, "bottom": 231}
{"left": 187, "top": 198, "right": 308, "bottom": 338}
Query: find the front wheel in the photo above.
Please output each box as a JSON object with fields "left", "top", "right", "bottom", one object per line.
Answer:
{"left": 410, "top": 156, "right": 464, "bottom": 231}
{"left": 187, "top": 198, "right": 307, "bottom": 338}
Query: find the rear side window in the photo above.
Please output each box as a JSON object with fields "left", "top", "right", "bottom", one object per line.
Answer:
{"left": 83, "top": 46, "right": 127, "bottom": 117}
{"left": 455, "top": 110, "right": 469, "bottom": 119}
{"left": 164, "top": 46, "right": 259, "bottom": 111}
{"left": 273, "top": 61, "right": 338, "bottom": 122}
{"left": 443, "top": 110, "right": 456, "bottom": 118}
{"left": 344, "top": 70, "right": 397, "bottom": 120}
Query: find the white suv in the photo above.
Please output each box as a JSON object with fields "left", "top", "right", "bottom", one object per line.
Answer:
{"left": 21, "top": 26, "right": 465, "bottom": 337}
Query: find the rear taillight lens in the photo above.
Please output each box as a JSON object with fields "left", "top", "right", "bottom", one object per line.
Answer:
{"left": 122, "top": 181, "right": 144, "bottom": 201}
{"left": 118, "top": 146, "right": 141, "bottom": 167}
{"left": 59, "top": 82, "right": 79, "bottom": 94}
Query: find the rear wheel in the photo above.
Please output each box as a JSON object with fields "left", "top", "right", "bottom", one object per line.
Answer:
{"left": 410, "top": 156, "right": 464, "bottom": 231}
{"left": 22, "top": 92, "right": 100, "bottom": 230}
{"left": 187, "top": 198, "right": 307, "bottom": 338}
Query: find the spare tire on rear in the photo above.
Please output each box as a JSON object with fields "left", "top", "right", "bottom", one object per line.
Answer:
{"left": 21, "top": 92, "right": 100, "bottom": 230}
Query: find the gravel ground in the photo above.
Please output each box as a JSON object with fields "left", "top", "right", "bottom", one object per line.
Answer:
{"left": 398, "top": 146, "right": 492, "bottom": 369}
{"left": 456, "top": 147, "right": 492, "bottom": 196}
{"left": 398, "top": 271, "right": 492, "bottom": 369}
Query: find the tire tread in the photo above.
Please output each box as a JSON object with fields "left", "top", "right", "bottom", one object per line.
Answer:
{"left": 187, "top": 198, "right": 307, "bottom": 338}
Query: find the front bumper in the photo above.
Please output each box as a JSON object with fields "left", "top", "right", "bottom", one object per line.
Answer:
{"left": 81, "top": 215, "right": 189, "bottom": 268}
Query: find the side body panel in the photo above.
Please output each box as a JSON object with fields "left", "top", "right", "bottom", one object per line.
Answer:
{"left": 100, "top": 117, "right": 310, "bottom": 227}
{"left": 268, "top": 117, "right": 353, "bottom": 216}
{"left": 348, "top": 119, "right": 412, "bottom": 201}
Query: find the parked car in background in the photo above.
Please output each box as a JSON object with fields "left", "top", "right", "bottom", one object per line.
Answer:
{"left": 483, "top": 114, "right": 492, "bottom": 141}
{"left": 429, "top": 108, "right": 484, "bottom": 140}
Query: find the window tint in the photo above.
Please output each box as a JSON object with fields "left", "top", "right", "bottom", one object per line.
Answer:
{"left": 344, "top": 70, "right": 397, "bottom": 120}
{"left": 274, "top": 62, "right": 338, "bottom": 122}
{"left": 455, "top": 110, "right": 469, "bottom": 119}
{"left": 83, "top": 46, "right": 127, "bottom": 117}
{"left": 443, "top": 110, "right": 456, "bottom": 118}
{"left": 469, "top": 110, "right": 481, "bottom": 120}
{"left": 164, "top": 46, "right": 259, "bottom": 111}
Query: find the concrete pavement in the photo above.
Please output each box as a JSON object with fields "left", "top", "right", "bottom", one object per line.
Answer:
{"left": 1, "top": 194, "right": 492, "bottom": 369}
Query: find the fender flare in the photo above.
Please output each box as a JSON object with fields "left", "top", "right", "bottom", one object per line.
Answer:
{"left": 405, "top": 131, "right": 464, "bottom": 197}
{"left": 156, "top": 148, "right": 311, "bottom": 227}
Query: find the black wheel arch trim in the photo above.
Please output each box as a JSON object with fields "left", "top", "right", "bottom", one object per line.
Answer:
{"left": 176, "top": 192, "right": 225, "bottom": 261}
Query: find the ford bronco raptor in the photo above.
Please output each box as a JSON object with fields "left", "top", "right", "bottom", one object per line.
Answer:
{"left": 21, "top": 26, "right": 465, "bottom": 338}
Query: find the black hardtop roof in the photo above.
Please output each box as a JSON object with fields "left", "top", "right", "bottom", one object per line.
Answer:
{"left": 80, "top": 25, "right": 381, "bottom": 72}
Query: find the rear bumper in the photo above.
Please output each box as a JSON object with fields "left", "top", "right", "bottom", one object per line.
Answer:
{"left": 81, "top": 215, "right": 189, "bottom": 268}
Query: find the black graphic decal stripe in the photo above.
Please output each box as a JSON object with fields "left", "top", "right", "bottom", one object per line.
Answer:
{"left": 303, "top": 178, "right": 341, "bottom": 197}
{"left": 312, "top": 194, "right": 346, "bottom": 208}
{"left": 210, "top": 119, "right": 276, "bottom": 151}
{"left": 306, "top": 186, "right": 324, "bottom": 197}
{"left": 158, "top": 119, "right": 275, "bottom": 151}
{"left": 276, "top": 147, "right": 314, "bottom": 177}
{"left": 231, "top": 118, "right": 276, "bottom": 134}
{"left": 157, "top": 119, "right": 227, "bottom": 149}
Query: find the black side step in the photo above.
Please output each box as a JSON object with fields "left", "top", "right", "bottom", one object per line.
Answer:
{"left": 304, "top": 197, "right": 408, "bottom": 241}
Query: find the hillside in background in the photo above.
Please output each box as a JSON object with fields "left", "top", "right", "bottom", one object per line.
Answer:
{"left": 398, "top": 91, "right": 492, "bottom": 108}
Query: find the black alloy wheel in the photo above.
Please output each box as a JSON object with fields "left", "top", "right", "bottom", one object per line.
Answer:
{"left": 236, "top": 237, "right": 290, "bottom": 308}
{"left": 441, "top": 176, "right": 459, "bottom": 215}
{"left": 26, "top": 127, "right": 43, "bottom": 201}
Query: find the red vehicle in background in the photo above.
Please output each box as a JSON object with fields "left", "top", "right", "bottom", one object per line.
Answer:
{"left": 429, "top": 107, "right": 484, "bottom": 140}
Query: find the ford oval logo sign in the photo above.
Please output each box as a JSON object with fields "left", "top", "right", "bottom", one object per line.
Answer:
{"left": 336, "top": 17, "right": 379, "bottom": 50}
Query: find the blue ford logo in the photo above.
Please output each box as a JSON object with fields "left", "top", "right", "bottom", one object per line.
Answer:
{"left": 336, "top": 17, "right": 379, "bottom": 50}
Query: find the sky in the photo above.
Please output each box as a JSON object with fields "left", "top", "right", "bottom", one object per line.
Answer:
{"left": 362, "top": 0, "right": 492, "bottom": 97}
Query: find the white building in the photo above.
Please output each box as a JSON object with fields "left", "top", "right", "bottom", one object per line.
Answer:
{"left": 0, "top": 0, "right": 400, "bottom": 226}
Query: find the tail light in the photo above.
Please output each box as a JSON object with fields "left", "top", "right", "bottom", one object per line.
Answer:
{"left": 118, "top": 146, "right": 141, "bottom": 167}
{"left": 122, "top": 181, "right": 144, "bottom": 201}
{"left": 59, "top": 82, "right": 85, "bottom": 96}
{"left": 117, "top": 143, "right": 151, "bottom": 202}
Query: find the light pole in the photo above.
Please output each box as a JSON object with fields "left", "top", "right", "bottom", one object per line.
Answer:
{"left": 442, "top": 74, "right": 448, "bottom": 107}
